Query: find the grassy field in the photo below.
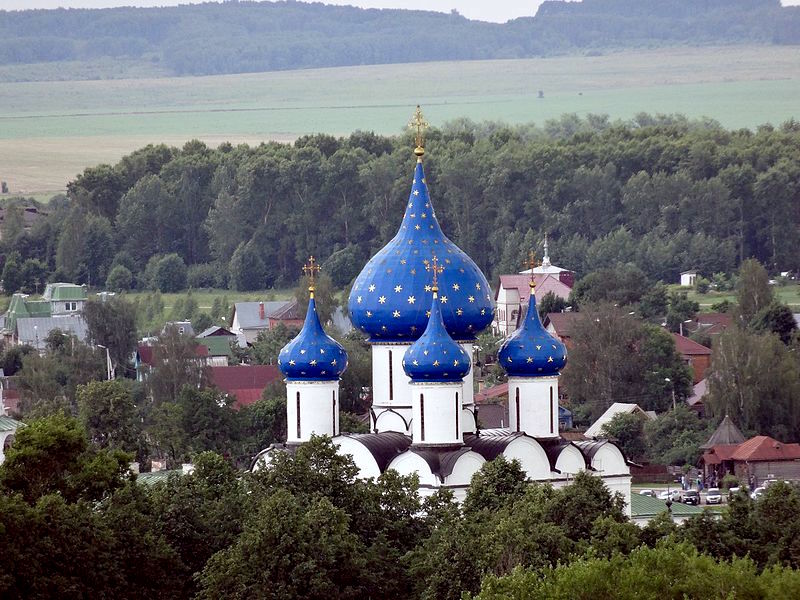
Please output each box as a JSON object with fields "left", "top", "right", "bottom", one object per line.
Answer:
{"left": 684, "top": 283, "right": 800, "bottom": 308}
{"left": 0, "top": 45, "right": 798, "bottom": 196}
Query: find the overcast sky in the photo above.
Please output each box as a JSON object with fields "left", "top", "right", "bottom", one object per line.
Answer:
{"left": 4, "top": 1, "right": 796, "bottom": 24}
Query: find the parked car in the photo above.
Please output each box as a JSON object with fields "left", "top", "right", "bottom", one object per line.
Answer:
{"left": 682, "top": 490, "right": 700, "bottom": 505}
{"left": 639, "top": 489, "right": 655, "bottom": 497}
{"left": 658, "top": 490, "right": 681, "bottom": 502}
{"left": 728, "top": 486, "right": 742, "bottom": 499}
{"left": 751, "top": 486, "right": 766, "bottom": 500}
{"left": 706, "top": 488, "right": 722, "bottom": 504}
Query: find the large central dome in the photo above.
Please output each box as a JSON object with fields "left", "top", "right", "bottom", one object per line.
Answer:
{"left": 348, "top": 157, "right": 493, "bottom": 342}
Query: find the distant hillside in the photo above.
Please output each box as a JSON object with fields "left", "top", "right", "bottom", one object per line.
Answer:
{"left": 0, "top": 0, "right": 798, "bottom": 79}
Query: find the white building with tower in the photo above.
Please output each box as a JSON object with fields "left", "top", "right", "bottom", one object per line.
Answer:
{"left": 254, "top": 108, "right": 631, "bottom": 510}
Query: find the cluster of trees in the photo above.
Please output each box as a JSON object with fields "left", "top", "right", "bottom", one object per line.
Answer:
{"left": 0, "top": 1, "right": 797, "bottom": 77}
{"left": 4, "top": 421, "right": 800, "bottom": 599}
{"left": 2, "top": 114, "right": 799, "bottom": 298}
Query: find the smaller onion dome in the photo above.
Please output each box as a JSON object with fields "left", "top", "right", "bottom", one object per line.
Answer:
{"left": 278, "top": 258, "right": 348, "bottom": 381}
{"left": 498, "top": 281, "right": 567, "bottom": 377}
{"left": 403, "top": 260, "right": 471, "bottom": 383}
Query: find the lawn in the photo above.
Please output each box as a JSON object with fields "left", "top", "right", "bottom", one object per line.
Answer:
{"left": 1, "top": 45, "right": 798, "bottom": 195}
{"left": 685, "top": 283, "right": 800, "bottom": 308}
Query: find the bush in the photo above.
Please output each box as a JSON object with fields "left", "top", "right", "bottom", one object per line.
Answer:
{"left": 721, "top": 474, "right": 739, "bottom": 491}
{"left": 187, "top": 263, "right": 219, "bottom": 289}
{"left": 153, "top": 253, "right": 187, "bottom": 293}
{"left": 694, "top": 276, "right": 710, "bottom": 294}
{"left": 106, "top": 265, "right": 133, "bottom": 292}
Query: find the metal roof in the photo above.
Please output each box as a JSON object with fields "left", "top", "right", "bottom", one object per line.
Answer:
{"left": 136, "top": 470, "right": 183, "bottom": 486}
{"left": 43, "top": 283, "right": 87, "bottom": 302}
{"left": 701, "top": 415, "right": 746, "bottom": 449}
{"left": 630, "top": 493, "right": 705, "bottom": 518}
{"left": 16, "top": 315, "right": 88, "bottom": 348}
{"left": 233, "top": 300, "right": 297, "bottom": 330}
{"left": 341, "top": 431, "right": 411, "bottom": 472}
{"left": 463, "top": 430, "right": 522, "bottom": 461}
{"left": 0, "top": 415, "right": 22, "bottom": 431}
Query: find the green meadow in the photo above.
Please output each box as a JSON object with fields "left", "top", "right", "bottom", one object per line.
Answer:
{"left": 1, "top": 45, "right": 798, "bottom": 195}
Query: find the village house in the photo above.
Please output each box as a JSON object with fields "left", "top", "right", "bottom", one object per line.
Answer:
{"left": 2, "top": 284, "right": 89, "bottom": 350}
{"left": 208, "top": 364, "right": 282, "bottom": 408}
{"left": 584, "top": 402, "right": 656, "bottom": 439}
{"left": 230, "top": 299, "right": 303, "bottom": 344}
{"left": 680, "top": 270, "right": 698, "bottom": 286}
{"left": 671, "top": 332, "right": 712, "bottom": 384}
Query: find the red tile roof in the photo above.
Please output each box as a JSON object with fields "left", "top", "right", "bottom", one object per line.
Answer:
{"left": 209, "top": 365, "right": 282, "bottom": 409}
{"left": 497, "top": 274, "right": 572, "bottom": 303}
{"left": 475, "top": 382, "right": 508, "bottom": 403}
{"left": 730, "top": 436, "right": 800, "bottom": 462}
{"left": 702, "top": 444, "right": 740, "bottom": 465}
{"left": 671, "top": 333, "right": 712, "bottom": 356}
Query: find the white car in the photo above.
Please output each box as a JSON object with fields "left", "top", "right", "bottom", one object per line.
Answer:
{"left": 751, "top": 486, "right": 766, "bottom": 500}
{"left": 658, "top": 490, "right": 681, "bottom": 502}
{"left": 639, "top": 489, "right": 655, "bottom": 497}
{"left": 706, "top": 488, "right": 722, "bottom": 504}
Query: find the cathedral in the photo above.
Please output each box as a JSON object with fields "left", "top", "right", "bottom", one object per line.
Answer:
{"left": 254, "top": 108, "right": 632, "bottom": 512}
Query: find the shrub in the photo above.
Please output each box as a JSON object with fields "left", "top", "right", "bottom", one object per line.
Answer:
{"left": 106, "top": 265, "right": 133, "bottom": 292}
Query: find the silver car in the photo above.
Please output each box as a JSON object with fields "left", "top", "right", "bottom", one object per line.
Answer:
{"left": 706, "top": 487, "right": 722, "bottom": 504}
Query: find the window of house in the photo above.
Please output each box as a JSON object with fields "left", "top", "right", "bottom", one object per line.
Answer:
{"left": 64, "top": 301, "right": 77, "bottom": 311}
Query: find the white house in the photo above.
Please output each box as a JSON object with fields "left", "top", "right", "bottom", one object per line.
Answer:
{"left": 680, "top": 270, "right": 698, "bottom": 287}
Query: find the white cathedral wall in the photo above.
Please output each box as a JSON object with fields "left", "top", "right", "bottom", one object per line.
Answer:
{"left": 459, "top": 342, "right": 476, "bottom": 433}
{"left": 410, "top": 382, "right": 464, "bottom": 446}
{"left": 388, "top": 451, "right": 438, "bottom": 487}
{"left": 285, "top": 381, "right": 339, "bottom": 444}
{"left": 371, "top": 343, "right": 413, "bottom": 433}
{"left": 507, "top": 376, "right": 560, "bottom": 439}
{"left": 555, "top": 444, "right": 586, "bottom": 476}
{"left": 504, "top": 436, "right": 552, "bottom": 481}
{"left": 333, "top": 436, "right": 382, "bottom": 480}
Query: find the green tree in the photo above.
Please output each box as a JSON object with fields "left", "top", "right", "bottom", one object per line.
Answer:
{"left": 706, "top": 327, "right": 800, "bottom": 441}
{"left": 0, "top": 413, "right": 131, "bottom": 504}
{"left": 0, "top": 204, "right": 24, "bottom": 244}
{"left": 736, "top": 258, "right": 774, "bottom": 325}
{"left": 77, "top": 380, "right": 140, "bottom": 452}
{"left": 105, "top": 264, "right": 133, "bottom": 291}
{"left": 146, "top": 327, "right": 209, "bottom": 406}
{"left": 537, "top": 291, "right": 568, "bottom": 319}
{"left": 599, "top": 412, "right": 647, "bottom": 462}
{"left": 751, "top": 301, "right": 798, "bottom": 344}
{"left": 295, "top": 271, "right": 338, "bottom": 325}
{"left": 19, "top": 258, "right": 48, "bottom": 294}
{"left": 322, "top": 244, "right": 362, "bottom": 288}
{"left": 569, "top": 264, "right": 650, "bottom": 308}
{"left": 2, "top": 250, "right": 23, "bottom": 294}
{"left": 228, "top": 240, "right": 266, "bottom": 291}
{"left": 665, "top": 291, "right": 698, "bottom": 333}
{"left": 250, "top": 322, "right": 299, "bottom": 365}
{"left": 153, "top": 253, "right": 187, "bottom": 292}
{"left": 644, "top": 405, "right": 708, "bottom": 465}
{"left": 83, "top": 296, "right": 137, "bottom": 377}
{"left": 462, "top": 456, "right": 528, "bottom": 515}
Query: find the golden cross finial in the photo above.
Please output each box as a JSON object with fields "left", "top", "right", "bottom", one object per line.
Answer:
{"left": 408, "top": 105, "right": 429, "bottom": 158}
{"left": 525, "top": 250, "right": 538, "bottom": 289}
{"left": 302, "top": 255, "right": 321, "bottom": 295}
{"left": 426, "top": 254, "right": 444, "bottom": 292}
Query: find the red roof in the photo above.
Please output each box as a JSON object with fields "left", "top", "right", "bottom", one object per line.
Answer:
{"left": 730, "top": 436, "right": 800, "bottom": 462}
{"left": 497, "top": 274, "right": 572, "bottom": 303}
{"left": 671, "top": 333, "right": 712, "bottom": 356}
{"left": 544, "top": 312, "right": 579, "bottom": 339}
{"left": 702, "top": 444, "right": 740, "bottom": 465}
{"left": 209, "top": 365, "right": 281, "bottom": 409}
{"left": 475, "top": 382, "right": 508, "bottom": 403}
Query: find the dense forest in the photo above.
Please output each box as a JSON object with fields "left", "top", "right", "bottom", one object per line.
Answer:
{"left": 0, "top": 0, "right": 798, "bottom": 77}
{"left": 2, "top": 114, "right": 799, "bottom": 299}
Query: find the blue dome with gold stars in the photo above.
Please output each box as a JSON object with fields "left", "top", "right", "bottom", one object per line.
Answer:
{"left": 278, "top": 296, "right": 348, "bottom": 381}
{"left": 402, "top": 284, "right": 471, "bottom": 382}
{"left": 498, "top": 289, "right": 567, "bottom": 377}
{"left": 348, "top": 158, "right": 493, "bottom": 342}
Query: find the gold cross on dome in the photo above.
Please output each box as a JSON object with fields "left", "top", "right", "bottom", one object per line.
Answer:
{"left": 408, "top": 105, "right": 429, "bottom": 157}
{"left": 426, "top": 254, "right": 444, "bottom": 291}
{"left": 303, "top": 255, "right": 321, "bottom": 293}
{"left": 525, "top": 250, "right": 539, "bottom": 289}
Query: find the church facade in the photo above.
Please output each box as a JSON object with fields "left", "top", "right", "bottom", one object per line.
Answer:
{"left": 254, "top": 108, "right": 631, "bottom": 512}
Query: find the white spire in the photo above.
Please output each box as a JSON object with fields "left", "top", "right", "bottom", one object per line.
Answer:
{"left": 542, "top": 233, "right": 551, "bottom": 268}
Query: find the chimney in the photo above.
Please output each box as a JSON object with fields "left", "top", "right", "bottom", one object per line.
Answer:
{"left": 151, "top": 459, "right": 167, "bottom": 472}
{"left": 259, "top": 301, "right": 265, "bottom": 321}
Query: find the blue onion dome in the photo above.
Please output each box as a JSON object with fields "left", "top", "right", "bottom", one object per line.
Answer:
{"left": 498, "top": 283, "right": 567, "bottom": 377}
{"left": 347, "top": 152, "right": 493, "bottom": 343}
{"left": 402, "top": 274, "right": 471, "bottom": 383}
{"left": 278, "top": 284, "right": 348, "bottom": 381}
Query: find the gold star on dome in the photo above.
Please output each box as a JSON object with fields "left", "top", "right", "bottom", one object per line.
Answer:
{"left": 415, "top": 225, "right": 421, "bottom": 230}
{"left": 320, "top": 348, "right": 325, "bottom": 354}
{"left": 424, "top": 285, "right": 432, "bottom": 292}
{"left": 366, "top": 311, "right": 372, "bottom": 317}
{"left": 393, "top": 310, "right": 401, "bottom": 318}
{"left": 536, "top": 345, "right": 542, "bottom": 350}
{"left": 394, "top": 285, "right": 402, "bottom": 293}
{"left": 378, "top": 296, "right": 387, "bottom": 304}
{"left": 289, "top": 360, "right": 295, "bottom": 365}
{"left": 440, "top": 296, "right": 448, "bottom": 303}
{"left": 410, "top": 213, "right": 416, "bottom": 218}
{"left": 476, "top": 283, "right": 481, "bottom": 290}
{"left": 411, "top": 269, "right": 416, "bottom": 275}
{"left": 548, "top": 356, "right": 554, "bottom": 363}
{"left": 408, "top": 296, "right": 416, "bottom": 304}
{"left": 453, "top": 360, "right": 459, "bottom": 366}
{"left": 552, "top": 344, "right": 557, "bottom": 349}
{"left": 382, "top": 325, "right": 387, "bottom": 331}
{"left": 357, "top": 296, "right": 362, "bottom": 303}
{"left": 310, "top": 359, "right": 317, "bottom": 366}
{"left": 368, "top": 284, "right": 376, "bottom": 292}
{"left": 423, "top": 350, "right": 429, "bottom": 356}
{"left": 413, "top": 190, "right": 419, "bottom": 196}
{"left": 456, "top": 308, "right": 463, "bottom": 316}
{"left": 426, "top": 310, "right": 431, "bottom": 317}
{"left": 468, "top": 295, "right": 475, "bottom": 303}
{"left": 452, "top": 283, "right": 460, "bottom": 291}
{"left": 507, "top": 356, "right": 513, "bottom": 363}
{"left": 527, "top": 357, "right": 533, "bottom": 363}
{"left": 421, "top": 213, "right": 427, "bottom": 219}
{"left": 412, "top": 359, "right": 419, "bottom": 366}
{"left": 433, "top": 360, "right": 440, "bottom": 366}
{"left": 400, "top": 259, "right": 406, "bottom": 265}
{"left": 300, "top": 349, "right": 306, "bottom": 354}
{"left": 410, "top": 326, "right": 417, "bottom": 332}
{"left": 321, "top": 370, "right": 326, "bottom": 375}
{"left": 331, "top": 359, "right": 337, "bottom": 366}
{"left": 480, "top": 309, "right": 486, "bottom": 315}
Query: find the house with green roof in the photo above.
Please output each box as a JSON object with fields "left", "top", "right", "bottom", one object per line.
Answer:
{"left": 42, "top": 283, "right": 87, "bottom": 315}
{"left": 630, "top": 493, "right": 708, "bottom": 526}
{"left": 2, "top": 284, "right": 89, "bottom": 350}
